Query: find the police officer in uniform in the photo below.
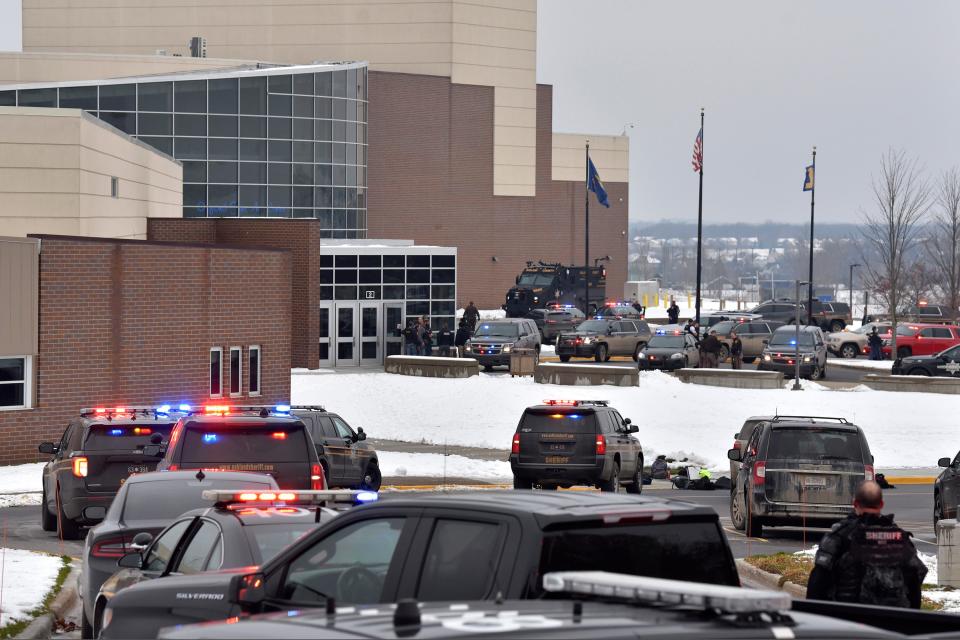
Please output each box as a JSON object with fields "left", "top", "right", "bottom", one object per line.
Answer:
{"left": 806, "top": 481, "right": 927, "bottom": 608}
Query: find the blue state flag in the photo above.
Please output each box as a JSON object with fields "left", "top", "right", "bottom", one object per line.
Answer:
{"left": 588, "top": 158, "right": 610, "bottom": 208}
{"left": 803, "top": 164, "right": 815, "bottom": 191}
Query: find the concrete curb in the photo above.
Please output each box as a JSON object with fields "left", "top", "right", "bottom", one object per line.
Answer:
{"left": 735, "top": 558, "right": 806, "bottom": 599}
{"left": 14, "top": 561, "right": 77, "bottom": 640}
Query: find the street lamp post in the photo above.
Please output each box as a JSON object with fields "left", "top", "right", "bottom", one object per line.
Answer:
{"left": 792, "top": 280, "right": 809, "bottom": 391}
{"left": 849, "top": 263, "right": 861, "bottom": 323}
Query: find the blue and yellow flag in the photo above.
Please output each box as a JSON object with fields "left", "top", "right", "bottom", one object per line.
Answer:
{"left": 588, "top": 158, "right": 610, "bottom": 208}
{"left": 803, "top": 164, "right": 815, "bottom": 192}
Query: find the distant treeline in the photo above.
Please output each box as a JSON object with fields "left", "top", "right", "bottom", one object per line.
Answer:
{"left": 630, "top": 220, "right": 861, "bottom": 246}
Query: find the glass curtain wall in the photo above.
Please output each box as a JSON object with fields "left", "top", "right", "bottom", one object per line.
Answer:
{"left": 0, "top": 66, "right": 368, "bottom": 238}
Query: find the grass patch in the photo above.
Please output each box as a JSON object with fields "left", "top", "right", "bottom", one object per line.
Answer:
{"left": 0, "top": 554, "right": 71, "bottom": 639}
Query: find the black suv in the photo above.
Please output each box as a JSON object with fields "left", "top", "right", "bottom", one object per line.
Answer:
{"left": 38, "top": 406, "right": 180, "bottom": 539}
{"left": 728, "top": 416, "right": 874, "bottom": 537}
{"left": 510, "top": 400, "right": 642, "bottom": 492}
{"left": 750, "top": 299, "right": 850, "bottom": 332}
{"left": 463, "top": 319, "right": 541, "bottom": 370}
{"left": 935, "top": 449, "right": 960, "bottom": 524}
{"left": 101, "top": 491, "right": 740, "bottom": 635}
{"left": 152, "top": 405, "right": 325, "bottom": 491}
{"left": 292, "top": 406, "right": 381, "bottom": 490}
{"left": 525, "top": 306, "right": 585, "bottom": 343}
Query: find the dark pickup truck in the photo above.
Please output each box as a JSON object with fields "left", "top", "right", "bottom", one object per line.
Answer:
{"left": 99, "top": 491, "right": 739, "bottom": 639}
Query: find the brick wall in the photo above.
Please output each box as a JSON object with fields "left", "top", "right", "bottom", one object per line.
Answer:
{"left": 148, "top": 219, "right": 319, "bottom": 369}
{"left": 366, "top": 73, "right": 629, "bottom": 309}
{"left": 0, "top": 235, "right": 291, "bottom": 465}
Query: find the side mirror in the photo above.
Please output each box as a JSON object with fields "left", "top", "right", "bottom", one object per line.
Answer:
{"left": 230, "top": 572, "right": 267, "bottom": 607}
{"left": 38, "top": 442, "right": 57, "bottom": 455}
{"left": 357, "top": 427, "right": 367, "bottom": 441}
{"left": 131, "top": 531, "right": 154, "bottom": 551}
{"left": 142, "top": 444, "right": 163, "bottom": 458}
{"left": 727, "top": 448, "right": 742, "bottom": 462}
{"left": 939, "top": 457, "right": 952, "bottom": 468}
{"left": 762, "top": 339, "right": 769, "bottom": 345}
{"left": 118, "top": 552, "right": 143, "bottom": 569}
{"left": 623, "top": 418, "right": 632, "bottom": 425}
{"left": 627, "top": 424, "right": 639, "bottom": 434}
{"left": 515, "top": 276, "right": 520, "bottom": 285}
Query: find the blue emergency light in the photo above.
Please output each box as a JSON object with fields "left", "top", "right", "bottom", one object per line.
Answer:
{"left": 178, "top": 404, "right": 192, "bottom": 412}
{"left": 202, "top": 433, "right": 218, "bottom": 444}
{"left": 109, "top": 429, "right": 123, "bottom": 436}
{"left": 156, "top": 404, "right": 171, "bottom": 414}
{"left": 355, "top": 491, "right": 379, "bottom": 503}
{"left": 275, "top": 404, "right": 291, "bottom": 414}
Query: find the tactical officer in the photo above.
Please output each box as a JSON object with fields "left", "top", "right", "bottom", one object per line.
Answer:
{"left": 806, "top": 481, "right": 927, "bottom": 608}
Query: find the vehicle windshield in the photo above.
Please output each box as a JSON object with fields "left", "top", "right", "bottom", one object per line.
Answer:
{"left": 473, "top": 323, "right": 519, "bottom": 338}
{"left": 246, "top": 523, "right": 317, "bottom": 564}
{"left": 539, "top": 520, "right": 738, "bottom": 589}
{"left": 767, "top": 427, "right": 864, "bottom": 462}
{"left": 119, "top": 477, "right": 275, "bottom": 522}
{"left": 576, "top": 320, "right": 610, "bottom": 332}
{"left": 84, "top": 424, "right": 173, "bottom": 451}
{"left": 648, "top": 335, "right": 684, "bottom": 348}
{"left": 769, "top": 332, "right": 815, "bottom": 347}
{"left": 521, "top": 411, "right": 597, "bottom": 434}
{"left": 517, "top": 273, "right": 555, "bottom": 287}
{"left": 597, "top": 306, "right": 634, "bottom": 316}
{"left": 897, "top": 325, "right": 919, "bottom": 336}
{"left": 181, "top": 423, "right": 310, "bottom": 463}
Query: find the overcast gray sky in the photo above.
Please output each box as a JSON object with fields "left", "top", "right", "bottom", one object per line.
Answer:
{"left": 539, "top": 0, "right": 960, "bottom": 224}
{"left": 2, "top": 1, "right": 957, "bottom": 225}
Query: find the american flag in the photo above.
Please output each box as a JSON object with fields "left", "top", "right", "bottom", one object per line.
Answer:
{"left": 692, "top": 128, "right": 703, "bottom": 173}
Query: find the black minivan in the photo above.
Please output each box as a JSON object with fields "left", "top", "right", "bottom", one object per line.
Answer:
{"left": 728, "top": 416, "right": 873, "bottom": 537}
{"left": 510, "top": 400, "right": 643, "bottom": 492}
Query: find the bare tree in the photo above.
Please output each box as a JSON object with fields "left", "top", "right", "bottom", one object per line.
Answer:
{"left": 928, "top": 167, "right": 960, "bottom": 320}
{"left": 860, "top": 149, "right": 932, "bottom": 356}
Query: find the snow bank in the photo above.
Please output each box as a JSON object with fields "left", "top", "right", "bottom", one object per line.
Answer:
{"left": 0, "top": 463, "right": 44, "bottom": 507}
{"left": 379, "top": 451, "right": 510, "bottom": 482}
{"left": 0, "top": 549, "right": 63, "bottom": 626}
{"left": 292, "top": 370, "right": 960, "bottom": 470}
{"left": 828, "top": 359, "right": 893, "bottom": 371}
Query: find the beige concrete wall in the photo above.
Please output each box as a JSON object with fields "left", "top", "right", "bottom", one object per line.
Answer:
{"left": 21, "top": 0, "right": 538, "bottom": 196}
{"left": 0, "top": 237, "right": 40, "bottom": 357}
{"left": 0, "top": 107, "right": 182, "bottom": 240}
{"left": 0, "top": 51, "right": 254, "bottom": 85}
{"left": 552, "top": 133, "right": 629, "bottom": 184}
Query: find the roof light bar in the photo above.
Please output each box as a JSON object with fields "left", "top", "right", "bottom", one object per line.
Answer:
{"left": 542, "top": 400, "right": 609, "bottom": 407}
{"left": 80, "top": 406, "right": 186, "bottom": 419}
{"left": 201, "top": 489, "right": 378, "bottom": 508}
{"left": 542, "top": 571, "right": 791, "bottom": 614}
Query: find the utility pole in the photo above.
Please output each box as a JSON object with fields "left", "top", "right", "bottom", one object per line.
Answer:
{"left": 584, "top": 141, "right": 590, "bottom": 316}
{"left": 849, "top": 263, "right": 861, "bottom": 323}
{"left": 806, "top": 146, "right": 816, "bottom": 325}
{"left": 792, "top": 280, "right": 809, "bottom": 391}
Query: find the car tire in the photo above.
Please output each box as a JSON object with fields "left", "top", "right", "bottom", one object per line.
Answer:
{"left": 360, "top": 462, "right": 382, "bottom": 491}
{"left": 909, "top": 368, "right": 931, "bottom": 376}
{"left": 625, "top": 457, "right": 643, "bottom": 494}
{"left": 81, "top": 607, "right": 93, "bottom": 639}
{"left": 40, "top": 484, "right": 56, "bottom": 532}
{"left": 746, "top": 502, "right": 763, "bottom": 538}
{"left": 594, "top": 344, "right": 608, "bottom": 363}
{"left": 743, "top": 357, "right": 755, "bottom": 364}
{"left": 719, "top": 344, "right": 730, "bottom": 362}
{"left": 897, "top": 346, "right": 912, "bottom": 358}
{"left": 809, "top": 364, "right": 824, "bottom": 381}
{"left": 513, "top": 477, "right": 532, "bottom": 490}
{"left": 559, "top": 355, "right": 571, "bottom": 363}
{"left": 599, "top": 462, "right": 620, "bottom": 492}
{"left": 935, "top": 491, "right": 944, "bottom": 526}
{"left": 55, "top": 484, "right": 81, "bottom": 541}
{"left": 730, "top": 490, "right": 747, "bottom": 531}
{"left": 94, "top": 598, "right": 107, "bottom": 639}
{"left": 830, "top": 320, "right": 846, "bottom": 333}
{"left": 840, "top": 343, "right": 858, "bottom": 359}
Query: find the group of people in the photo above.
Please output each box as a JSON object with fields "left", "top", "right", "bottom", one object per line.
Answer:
{"left": 681, "top": 318, "right": 743, "bottom": 369}
{"left": 401, "top": 301, "right": 481, "bottom": 358}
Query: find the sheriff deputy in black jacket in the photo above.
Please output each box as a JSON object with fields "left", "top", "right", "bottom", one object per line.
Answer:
{"left": 806, "top": 481, "right": 927, "bottom": 608}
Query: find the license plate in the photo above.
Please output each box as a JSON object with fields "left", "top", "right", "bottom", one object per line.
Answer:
{"left": 127, "top": 465, "right": 149, "bottom": 474}
{"left": 545, "top": 456, "right": 569, "bottom": 464}
{"left": 803, "top": 476, "right": 827, "bottom": 487}
{"left": 548, "top": 444, "right": 568, "bottom": 451}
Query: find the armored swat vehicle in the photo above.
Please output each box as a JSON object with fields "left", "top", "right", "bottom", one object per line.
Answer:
{"left": 504, "top": 261, "right": 606, "bottom": 317}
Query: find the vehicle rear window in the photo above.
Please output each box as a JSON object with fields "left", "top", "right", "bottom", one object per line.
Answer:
{"left": 648, "top": 335, "right": 684, "bottom": 348}
{"left": 83, "top": 424, "right": 173, "bottom": 451}
{"left": 120, "top": 478, "right": 274, "bottom": 522}
{"left": 181, "top": 423, "right": 310, "bottom": 463}
{"left": 539, "top": 520, "right": 738, "bottom": 587}
{"left": 520, "top": 411, "right": 597, "bottom": 434}
{"left": 245, "top": 523, "right": 316, "bottom": 564}
{"left": 769, "top": 332, "right": 814, "bottom": 347}
{"left": 767, "top": 427, "right": 864, "bottom": 462}
{"left": 896, "top": 326, "right": 919, "bottom": 336}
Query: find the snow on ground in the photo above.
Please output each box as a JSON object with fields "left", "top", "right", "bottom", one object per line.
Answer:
{"left": 379, "top": 451, "right": 511, "bottom": 482}
{"left": 828, "top": 359, "right": 894, "bottom": 371}
{"left": 0, "top": 548, "right": 63, "bottom": 626}
{"left": 0, "top": 463, "right": 43, "bottom": 507}
{"left": 292, "top": 370, "right": 960, "bottom": 470}
{"left": 457, "top": 308, "right": 506, "bottom": 320}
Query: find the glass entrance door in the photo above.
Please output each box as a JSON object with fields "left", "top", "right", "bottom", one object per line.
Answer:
{"left": 383, "top": 303, "right": 404, "bottom": 357}
{"left": 335, "top": 302, "right": 359, "bottom": 367}
{"left": 319, "top": 302, "right": 334, "bottom": 367}
{"left": 359, "top": 302, "right": 380, "bottom": 366}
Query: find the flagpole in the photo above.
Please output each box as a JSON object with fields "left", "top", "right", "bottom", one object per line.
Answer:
{"left": 584, "top": 141, "right": 591, "bottom": 316}
{"left": 695, "top": 108, "right": 704, "bottom": 328}
{"left": 806, "top": 146, "right": 816, "bottom": 325}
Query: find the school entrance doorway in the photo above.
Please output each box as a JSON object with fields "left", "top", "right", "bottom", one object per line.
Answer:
{"left": 319, "top": 301, "right": 404, "bottom": 368}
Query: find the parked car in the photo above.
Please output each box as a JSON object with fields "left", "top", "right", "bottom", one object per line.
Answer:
{"left": 728, "top": 415, "right": 774, "bottom": 486}
{"left": 712, "top": 319, "right": 784, "bottom": 362}
{"left": 882, "top": 323, "right": 960, "bottom": 359}
{"left": 936, "top": 451, "right": 960, "bottom": 524}
{"left": 749, "top": 299, "right": 807, "bottom": 326}
{"left": 894, "top": 344, "right": 960, "bottom": 377}
{"left": 80, "top": 470, "right": 279, "bottom": 638}
{"left": 699, "top": 312, "right": 759, "bottom": 328}
{"left": 756, "top": 325, "right": 828, "bottom": 380}
{"left": 825, "top": 322, "right": 892, "bottom": 359}
{"left": 750, "top": 299, "right": 850, "bottom": 332}
{"left": 901, "top": 304, "right": 950, "bottom": 323}
{"left": 292, "top": 406, "right": 380, "bottom": 490}
{"left": 595, "top": 302, "right": 644, "bottom": 319}
{"left": 463, "top": 319, "right": 541, "bottom": 370}
{"left": 637, "top": 326, "right": 700, "bottom": 370}
{"left": 728, "top": 416, "right": 873, "bottom": 537}
{"left": 525, "top": 305, "right": 585, "bottom": 343}
{"left": 510, "top": 400, "right": 641, "bottom": 492}
{"left": 556, "top": 318, "right": 652, "bottom": 362}
{"left": 104, "top": 491, "right": 740, "bottom": 638}
{"left": 38, "top": 406, "right": 180, "bottom": 539}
